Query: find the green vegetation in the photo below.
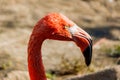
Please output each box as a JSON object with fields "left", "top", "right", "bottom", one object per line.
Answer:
{"left": 57, "top": 55, "right": 96, "bottom": 75}
{"left": 46, "top": 72, "right": 55, "bottom": 80}
{"left": 105, "top": 45, "right": 120, "bottom": 58}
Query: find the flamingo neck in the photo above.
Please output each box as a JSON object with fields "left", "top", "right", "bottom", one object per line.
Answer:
{"left": 28, "top": 35, "right": 46, "bottom": 80}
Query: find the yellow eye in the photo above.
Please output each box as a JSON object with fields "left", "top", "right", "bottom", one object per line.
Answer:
{"left": 63, "top": 26, "right": 68, "bottom": 29}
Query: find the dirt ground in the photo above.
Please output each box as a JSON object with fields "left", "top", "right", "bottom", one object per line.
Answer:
{"left": 0, "top": 0, "right": 120, "bottom": 80}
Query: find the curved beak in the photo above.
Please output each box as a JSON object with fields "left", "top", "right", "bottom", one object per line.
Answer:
{"left": 83, "top": 39, "right": 92, "bottom": 66}
{"left": 68, "top": 25, "right": 92, "bottom": 66}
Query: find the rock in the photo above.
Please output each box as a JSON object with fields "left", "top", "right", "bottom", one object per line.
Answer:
{"left": 66, "top": 65, "right": 120, "bottom": 80}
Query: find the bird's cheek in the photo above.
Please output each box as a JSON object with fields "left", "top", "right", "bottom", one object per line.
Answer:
{"left": 63, "top": 31, "right": 72, "bottom": 39}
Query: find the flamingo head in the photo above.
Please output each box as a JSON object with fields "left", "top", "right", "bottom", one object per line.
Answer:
{"left": 33, "top": 13, "right": 92, "bottom": 66}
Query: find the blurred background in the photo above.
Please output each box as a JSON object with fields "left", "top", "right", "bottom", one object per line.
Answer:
{"left": 0, "top": 0, "right": 120, "bottom": 80}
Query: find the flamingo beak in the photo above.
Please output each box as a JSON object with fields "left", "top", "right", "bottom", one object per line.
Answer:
{"left": 68, "top": 25, "right": 92, "bottom": 66}
{"left": 83, "top": 39, "right": 92, "bottom": 66}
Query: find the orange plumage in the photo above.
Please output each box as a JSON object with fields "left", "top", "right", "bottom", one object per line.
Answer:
{"left": 28, "top": 13, "right": 92, "bottom": 80}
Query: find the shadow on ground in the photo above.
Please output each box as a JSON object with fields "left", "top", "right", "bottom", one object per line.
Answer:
{"left": 85, "top": 25, "right": 120, "bottom": 41}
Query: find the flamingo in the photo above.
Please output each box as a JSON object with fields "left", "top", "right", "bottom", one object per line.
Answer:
{"left": 28, "top": 13, "right": 92, "bottom": 80}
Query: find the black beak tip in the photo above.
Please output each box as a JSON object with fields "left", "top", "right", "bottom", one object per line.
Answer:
{"left": 83, "top": 43, "right": 92, "bottom": 66}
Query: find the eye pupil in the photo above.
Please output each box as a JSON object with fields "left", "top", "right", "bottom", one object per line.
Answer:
{"left": 63, "top": 26, "right": 66, "bottom": 29}
{"left": 63, "top": 26, "right": 68, "bottom": 29}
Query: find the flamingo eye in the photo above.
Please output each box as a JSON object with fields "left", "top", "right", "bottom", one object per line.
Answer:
{"left": 63, "top": 26, "right": 69, "bottom": 30}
